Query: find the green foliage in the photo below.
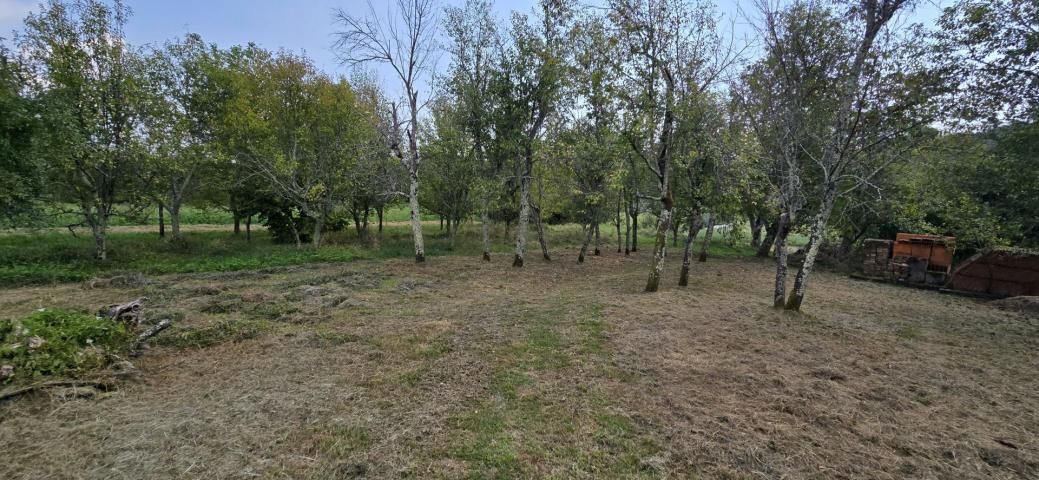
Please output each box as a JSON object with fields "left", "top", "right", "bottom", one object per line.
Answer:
{"left": 936, "top": 0, "right": 1039, "bottom": 124}
{"left": 0, "top": 309, "right": 132, "bottom": 384}
{"left": 881, "top": 125, "right": 1039, "bottom": 251}
{"left": 20, "top": 0, "right": 145, "bottom": 259}
{"left": 0, "top": 49, "right": 41, "bottom": 226}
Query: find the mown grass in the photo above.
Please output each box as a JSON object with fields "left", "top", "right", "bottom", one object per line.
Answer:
{"left": 441, "top": 297, "right": 661, "bottom": 478}
{"left": 0, "top": 220, "right": 757, "bottom": 288}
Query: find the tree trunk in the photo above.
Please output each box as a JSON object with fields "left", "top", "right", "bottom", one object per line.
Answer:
{"left": 481, "top": 207, "right": 492, "bottom": 261}
{"left": 513, "top": 171, "right": 531, "bottom": 268}
{"left": 91, "top": 218, "right": 108, "bottom": 261}
{"left": 377, "top": 205, "right": 384, "bottom": 232}
{"left": 786, "top": 188, "right": 837, "bottom": 311}
{"left": 246, "top": 215, "right": 252, "bottom": 241}
{"left": 615, "top": 198, "right": 622, "bottom": 253}
{"left": 624, "top": 200, "right": 631, "bottom": 255}
{"left": 313, "top": 217, "right": 324, "bottom": 248}
{"left": 773, "top": 212, "right": 792, "bottom": 308}
{"left": 750, "top": 216, "right": 764, "bottom": 249}
{"left": 678, "top": 211, "right": 703, "bottom": 287}
{"left": 593, "top": 223, "right": 601, "bottom": 256}
{"left": 313, "top": 203, "right": 329, "bottom": 248}
{"left": 440, "top": 215, "right": 444, "bottom": 231}
{"left": 233, "top": 215, "right": 240, "bottom": 235}
{"left": 644, "top": 190, "right": 673, "bottom": 292}
{"left": 532, "top": 201, "right": 550, "bottom": 261}
{"left": 698, "top": 215, "right": 715, "bottom": 262}
{"left": 757, "top": 219, "right": 778, "bottom": 258}
{"left": 578, "top": 222, "right": 595, "bottom": 263}
{"left": 578, "top": 206, "right": 600, "bottom": 263}
{"left": 631, "top": 207, "right": 639, "bottom": 253}
{"left": 169, "top": 201, "right": 181, "bottom": 240}
{"left": 448, "top": 215, "right": 458, "bottom": 250}
{"left": 158, "top": 203, "right": 165, "bottom": 238}
{"left": 408, "top": 171, "right": 426, "bottom": 262}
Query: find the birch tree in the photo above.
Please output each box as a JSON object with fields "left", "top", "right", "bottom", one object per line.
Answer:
{"left": 334, "top": 0, "right": 439, "bottom": 262}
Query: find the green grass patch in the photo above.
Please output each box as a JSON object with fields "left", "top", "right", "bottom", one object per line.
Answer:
{"left": 0, "top": 218, "right": 760, "bottom": 288}
{"left": 0, "top": 308, "right": 133, "bottom": 384}
{"left": 155, "top": 317, "right": 270, "bottom": 349}
{"left": 435, "top": 296, "right": 665, "bottom": 477}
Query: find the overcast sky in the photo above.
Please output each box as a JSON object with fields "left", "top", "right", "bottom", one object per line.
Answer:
{"left": 1, "top": 0, "right": 946, "bottom": 98}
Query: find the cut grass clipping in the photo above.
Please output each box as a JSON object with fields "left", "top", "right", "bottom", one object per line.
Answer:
{"left": 0, "top": 309, "right": 132, "bottom": 385}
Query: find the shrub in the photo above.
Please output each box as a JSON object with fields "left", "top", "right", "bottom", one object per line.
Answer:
{"left": 0, "top": 309, "right": 132, "bottom": 384}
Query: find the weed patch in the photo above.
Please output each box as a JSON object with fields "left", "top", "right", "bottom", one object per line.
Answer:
{"left": 0, "top": 309, "right": 132, "bottom": 384}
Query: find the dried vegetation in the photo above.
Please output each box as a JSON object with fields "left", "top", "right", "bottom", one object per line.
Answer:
{"left": 0, "top": 252, "right": 1036, "bottom": 478}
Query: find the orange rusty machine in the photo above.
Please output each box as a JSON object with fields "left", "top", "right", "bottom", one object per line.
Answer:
{"left": 860, "top": 233, "right": 955, "bottom": 286}
{"left": 860, "top": 234, "right": 1039, "bottom": 297}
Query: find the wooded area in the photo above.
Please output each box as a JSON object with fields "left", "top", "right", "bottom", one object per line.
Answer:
{"left": 1, "top": 0, "right": 1036, "bottom": 309}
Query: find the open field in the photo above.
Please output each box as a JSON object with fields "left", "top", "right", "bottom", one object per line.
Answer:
{"left": 1, "top": 250, "right": 1036, "bottom": 479}
{"left": 0, "top": 223, "right": 756, "bottom": 287}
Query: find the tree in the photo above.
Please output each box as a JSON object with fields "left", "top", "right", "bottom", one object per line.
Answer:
{"left": 748, "top": 0, "right": 939, "bottom": 311}
{"left": 496, "top": 0, "right": 573, "bottom": 267}
{"left": 611, "top": 0, "right": 733, "bottom": 292}
{"left": 444, "top": 0, "right": 499, "bottom": 261}
{"left": 737, "top": 2, "right": 837, "bottom": 306}
{"left": 334, "top": 0, "right": 439, "bottom": 263}
{"left": 224, "top": 51, "right": 367, "bottom": 248}
{"left": 421, "top": 98, "right": 478, "bottom": 249}
{"left": 348, "top": 72, "right": 401, "bottom": 242}
{"left": 20, "top": 0, "right": 143, "bottom": 260}
{"left": 567, "top": 14, "right": 622, "bottom": 263}
{"left": 935, "top": 0, "right": 1039, "bottom": 125}
{"left": 138, "top": 33, "right": 226, "bottom": 240}
{"left": 0, "top": 46, "right": 40, "bottom": 225}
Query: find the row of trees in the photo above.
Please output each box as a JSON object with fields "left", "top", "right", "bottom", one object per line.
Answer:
{"left": 1, "top": 0, "right": 1035, "bottom": 310}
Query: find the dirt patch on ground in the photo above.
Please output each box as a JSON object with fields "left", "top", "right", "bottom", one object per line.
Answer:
{"left": 1, "top": 251, "right": 1036, "bottom": 478}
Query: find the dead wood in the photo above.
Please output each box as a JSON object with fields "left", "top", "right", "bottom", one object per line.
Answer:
{"left": 130, "top": 319, "right": 172, "bottom": 356}
{"left": 99, "top": 297, "right": 148, "bottom": 327}
{"left": 0, "top": 380, "right": 113, "bottom": 402}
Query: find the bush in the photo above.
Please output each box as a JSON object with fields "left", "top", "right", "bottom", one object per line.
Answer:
{"left": 0, "top": 309, "right": 133, "bottom": 384}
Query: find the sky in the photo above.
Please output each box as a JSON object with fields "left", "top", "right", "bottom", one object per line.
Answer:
{"left": 0, "top": 0, "right": 947, "bottom": 96}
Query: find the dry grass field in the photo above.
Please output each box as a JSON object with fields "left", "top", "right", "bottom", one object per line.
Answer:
{"left": 1, "top": 251, "right": 1037, "bottom": 479}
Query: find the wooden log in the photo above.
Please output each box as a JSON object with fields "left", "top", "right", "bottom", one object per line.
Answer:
{"left": 99, "top": 297, "right": 148, "bottom": 327}
{"left": 130, "top": 319, "right": 172, "bottom": 356}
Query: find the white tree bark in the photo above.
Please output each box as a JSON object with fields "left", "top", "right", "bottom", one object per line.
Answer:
{"left": 513, "top": 171, "right": 531, "bottom": 267}
{"left": 408, "top": 170, "right": 425, "bottom": 262}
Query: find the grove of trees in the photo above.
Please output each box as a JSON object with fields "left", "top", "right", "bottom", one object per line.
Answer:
{"left": 1, "top": 0, "right": 1036, "bottom": 310}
